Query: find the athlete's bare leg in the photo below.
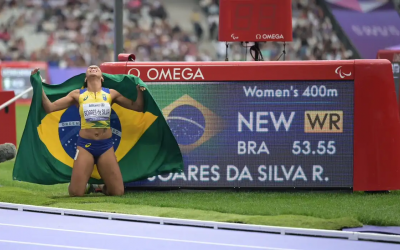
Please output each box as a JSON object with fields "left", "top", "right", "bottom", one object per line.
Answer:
{"left": 96, "top": 147, "right": 124, "bottom": 196}
{"left": 68, "top": 147, "right": 95, "bottom": 197}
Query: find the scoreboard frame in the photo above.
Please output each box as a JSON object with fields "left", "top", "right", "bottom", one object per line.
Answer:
{"left": 101, "top": 57, "right": 400, "bottom": 192}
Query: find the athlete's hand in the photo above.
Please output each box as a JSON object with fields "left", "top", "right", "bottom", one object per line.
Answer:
{"left": 137, "top": 85, "right": 146, "bottom": 92}
{"left": 31, "top": 68, "right": 39, "bottom": 75}
{"left": 31, "top": 68, "right": 45, "bottom": 82}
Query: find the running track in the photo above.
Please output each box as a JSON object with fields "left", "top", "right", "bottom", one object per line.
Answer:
{"left": 0, "top": 209, "right": 398, "bottom": 250}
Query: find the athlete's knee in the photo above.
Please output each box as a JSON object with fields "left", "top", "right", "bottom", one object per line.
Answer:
{"left": 69, "top": 190, "right": 85, "bottom": 197}
{"left": 68, "top": 184, "right": 85, "bottom": 197}
{"left": 107, "top": 186, "right": 124, "bottom": 196}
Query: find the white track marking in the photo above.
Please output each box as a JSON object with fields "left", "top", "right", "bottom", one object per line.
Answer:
{"left": 0, "top": 239, "right": 109, "bottom": 250}
{"left": 0, "top": 223, "right": 297, "bottom": 250}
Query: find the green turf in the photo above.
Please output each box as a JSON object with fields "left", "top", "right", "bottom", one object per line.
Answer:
{"left": 50, "top": 202, "right": 361, "bottom": 230}
{"left": 0, "top": 105, "right": 399, "bottom": 230}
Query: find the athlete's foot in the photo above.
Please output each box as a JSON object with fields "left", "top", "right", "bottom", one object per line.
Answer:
{"left": 83, "top": 184, "right": 105, "bottom": 194}
{"left": 94, "top": 184, "right": 104, "bottom": 193}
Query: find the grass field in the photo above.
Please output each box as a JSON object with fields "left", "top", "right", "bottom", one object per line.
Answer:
{"left": 0, "top": 105, "right": 399, "bottom": 230}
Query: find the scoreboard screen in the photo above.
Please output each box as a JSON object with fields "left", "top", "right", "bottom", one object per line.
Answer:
{"left": 0, "top": 62, "right": 48, "bottom": 102}
{"left": 1, "top": 68, "right": 34, "bottom": 99}
{"left": 126, "top": 80, "right": 354, "bottom": 188}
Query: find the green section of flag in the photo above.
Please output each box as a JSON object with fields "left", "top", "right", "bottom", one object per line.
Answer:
{"left": 12, "top": 72, "right": 183, "bottom": 185}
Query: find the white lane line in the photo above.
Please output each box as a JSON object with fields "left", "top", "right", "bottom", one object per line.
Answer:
{"left": 0, "top": 239, "right": 109, "bottom": 250}
{"left": 0, "top": 223, "right": 297, "bottom": 250}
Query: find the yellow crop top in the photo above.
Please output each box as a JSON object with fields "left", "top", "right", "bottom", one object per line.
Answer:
{"left": 78, "top": 88, "right": 112, "bottom": 129}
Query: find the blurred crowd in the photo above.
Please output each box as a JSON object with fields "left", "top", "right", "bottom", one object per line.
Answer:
{"left": 0, "top": 0, "right": 353, "bottom": 67}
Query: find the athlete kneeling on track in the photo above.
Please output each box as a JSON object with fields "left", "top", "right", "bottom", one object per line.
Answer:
{"left": 32, "top": 66, "right": 146, "bottom": 196}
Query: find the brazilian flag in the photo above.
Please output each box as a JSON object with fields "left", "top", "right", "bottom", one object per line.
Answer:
{"left": 12, "top": 72, "right": 184, "bottom": 185}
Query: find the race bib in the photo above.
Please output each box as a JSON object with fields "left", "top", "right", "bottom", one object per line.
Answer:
{"left": 82, "top": 102, "right": 111, "bottom": 122}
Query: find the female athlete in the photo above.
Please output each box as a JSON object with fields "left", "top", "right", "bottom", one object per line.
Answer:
{"left": 31, "top": 65, "right": 146, "bottom": 196}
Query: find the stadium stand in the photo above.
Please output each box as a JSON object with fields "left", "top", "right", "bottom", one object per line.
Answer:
{"left": 0, "top": 0, "right": 353, "bottom": 65}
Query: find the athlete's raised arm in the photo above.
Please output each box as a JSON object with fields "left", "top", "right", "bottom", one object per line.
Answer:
{"left": 42, "top": 89, "right": 79, "bottom": 113}
{"left": 111, "top": 85, "right": 146, "bottom": 112}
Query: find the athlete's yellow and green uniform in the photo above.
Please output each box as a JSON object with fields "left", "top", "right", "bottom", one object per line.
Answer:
{"left": 76, "top": 87, "right": 114, "bottom": 162}
{"left": 79, "top": 87, "right": 112, "bottom": 129}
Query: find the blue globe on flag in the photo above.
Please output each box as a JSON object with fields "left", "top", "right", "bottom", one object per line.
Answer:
{"left": 166, "top": 104, "right": 205, "bottom": 145}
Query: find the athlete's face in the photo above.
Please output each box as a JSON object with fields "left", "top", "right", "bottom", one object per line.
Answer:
{"left": 86, "top": 65, "right": 102, "bottom": 78}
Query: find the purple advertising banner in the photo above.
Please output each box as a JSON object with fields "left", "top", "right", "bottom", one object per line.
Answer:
{"left": 48, "top": 67, "right": 86, "bottom": 85}
{"left": 327, "top": 0, "right": 400, "bottom": 59}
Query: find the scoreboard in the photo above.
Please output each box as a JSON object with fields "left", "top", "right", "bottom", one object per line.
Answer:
{"left": 101, "top": 58, "right": 400, "bottom": 191}
{"left": 218, "top": 0, "right": 293, "bottom": 42}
